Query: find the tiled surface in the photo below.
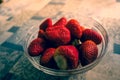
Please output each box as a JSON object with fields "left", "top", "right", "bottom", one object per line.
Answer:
{"left": 8, "top": 26, "right": 20, "bottom": 33}
{"left": 0, "top": 46, "right": 22, "bottom": 79}
{"left": 0, "top": 32, "right": 13, "bottom": 45}
{"left": 0, "top": 0, "right": 120, "bottom": 80}
{"left": 114, "top": 43, "right": 120, "bottom": 54}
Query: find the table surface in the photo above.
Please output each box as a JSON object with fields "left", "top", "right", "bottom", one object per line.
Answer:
{"left": 0, "top": 0, "right": 120, "bottom": 80}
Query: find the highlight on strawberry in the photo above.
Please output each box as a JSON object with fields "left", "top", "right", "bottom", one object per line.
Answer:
{"left": 27, "top": 17, "right": 102, "bottom": 70}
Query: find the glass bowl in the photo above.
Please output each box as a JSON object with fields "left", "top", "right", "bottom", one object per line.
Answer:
{"left": 23, "top": 13, "right": 108, "bottom": 80}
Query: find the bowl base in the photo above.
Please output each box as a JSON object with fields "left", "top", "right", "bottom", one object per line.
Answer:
{"left": 58, "top": 73, "right": 86, "bottom": 80}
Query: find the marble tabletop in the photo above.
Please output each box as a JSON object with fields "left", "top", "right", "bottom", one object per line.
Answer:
{"left": 0, "top": 0, "right": 120, "bottom": 80}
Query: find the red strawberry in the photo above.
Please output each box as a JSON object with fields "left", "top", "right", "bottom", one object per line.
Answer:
{"left": 79, "top": 40, "right": 98, "bottom": 66}
{"left": 38, "top": 30, "right": 45, "bottom": 38}
{"left": 80, "top": 29, "right": 102, "bottom": 44}
{"left": 54, "top": 45, "right": 79, "bottom": 70}
{"left": 40, "top": 48, "right": 58, "bottom": 69}
{"left": 53, "top": 17, "right": 67, "bottom": 26}
{"left": 39, "top": 18, "right": 52, "bottom": 31}
{"left": 66, "top": 19, "right": 83, "bottom": 39}
{"left": 45, "top": 26, "right": 71, "bottom": 46}
{"left": 81, "top": 26, "right": 86, "bottom": 32}
{"left": 28, "top": 38, "right": 45, "bottom": 56}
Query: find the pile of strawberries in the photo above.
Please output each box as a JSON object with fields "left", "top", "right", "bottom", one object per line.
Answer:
{"left": 28, "top": 17, "right": 102, "bottom": 70}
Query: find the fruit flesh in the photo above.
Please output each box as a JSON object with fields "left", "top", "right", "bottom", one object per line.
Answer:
{"left": 54, "top": 45, "right": 79, "bottom": 69}
{"left": 54, "top": 54, "right": 67, "bottom": 70}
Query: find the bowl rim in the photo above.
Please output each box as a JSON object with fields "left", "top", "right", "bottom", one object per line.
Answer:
{"left": 23, "top": 14, "right": 109, "bottom": 76}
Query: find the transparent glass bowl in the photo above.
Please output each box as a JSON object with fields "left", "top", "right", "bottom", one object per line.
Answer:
{"left": 23, "top": 13, "right": 108, "bottom": 80}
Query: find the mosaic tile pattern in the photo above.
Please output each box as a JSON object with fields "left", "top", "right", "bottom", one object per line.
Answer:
{"left": 0, "top": 46, "right": 22, "bottom": 79}
{"left": 8, "top": 55, "right": 59, "bottom": 80}
{"left": 114, "top": 43, "right": 120, "bottom": 54}
{"left": 8, "top": 26, "right": 20, "bottom": 33}
{"left": 0, "top": 32, "right": 13, "bottom": 44}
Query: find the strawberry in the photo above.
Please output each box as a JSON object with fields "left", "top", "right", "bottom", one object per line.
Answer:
{"left": 66, "top": 19, "right": 83, "bottom": 39}
{"left": 39, "top": 18, "right": 52, "bottom": 31}
{"left": 81, "top": 26, "right": 86, "bottom": 32}
{"left": 40, "top": 48, "right": 58, "bottom": 69}
{"left": 79, "top": 40, "right": 98, "bottom": 66}
{"left": 80, "top": 29, "right": 102, "bottom": 44}
{"left": 45, "top": 26, "right": 71, "bottom": 46}
{"left": 28, "top": 38, "right": 45, "bottom": 56}
{"left": 53, "top": 17, "right": 67, "bottom": 26}
{"left": 38, "top": 30, "right": 57, "bottom": 48}
{"left": 38, "top": 30, "right": 45, "bottom": 39}
{"left": 54, "top": 45, "right": 79, "bottom": 70}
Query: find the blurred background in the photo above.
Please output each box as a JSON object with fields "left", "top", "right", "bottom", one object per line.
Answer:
{"left": 0, "top": 0, "right": 120, "bottom": 80}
